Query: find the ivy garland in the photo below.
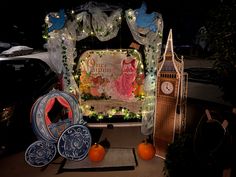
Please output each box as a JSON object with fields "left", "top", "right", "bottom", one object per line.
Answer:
{"left": 61, "top": 42, "right": 71, "bottom": 86}
{"left": 82, "top": 106, "right": 142, "bottom": 121}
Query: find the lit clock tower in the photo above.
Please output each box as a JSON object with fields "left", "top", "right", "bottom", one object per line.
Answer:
{"left": 153, "top": 29, "right": 188, "bottom": 159}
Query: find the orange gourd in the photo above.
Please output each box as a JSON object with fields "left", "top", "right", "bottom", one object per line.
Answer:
{"left": 137, "top": 140, "right": 156, "bottom": 160}
{"left": 88, "top": 143, "right": 106, "bottom": 162}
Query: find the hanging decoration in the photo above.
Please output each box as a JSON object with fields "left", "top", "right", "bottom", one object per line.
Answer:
{"left": 135, "top": 2, "right": 158, "bottom": 33}
{"left": 75, "top": 12, "right": 92, "bottom": 41}
{"left": 90, "top": 7, "right": 122, "bottom": 41}
{"left": 48, "top": 9, "right": 66, "bottom": 33}
{"left": 125, "top": 2, "right": 163, "bottom": 135}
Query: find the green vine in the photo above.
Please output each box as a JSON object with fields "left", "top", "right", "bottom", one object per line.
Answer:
{"left": 82, "top": 106, "right": 142, "bottom": 121}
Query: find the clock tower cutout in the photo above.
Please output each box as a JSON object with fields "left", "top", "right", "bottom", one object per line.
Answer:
{"left": 153, "top": 29, "right": 188, "bottom": 159}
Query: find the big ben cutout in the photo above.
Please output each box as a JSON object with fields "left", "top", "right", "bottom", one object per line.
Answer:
{"left": 153, "top": 29, "right": 188, "bottom": 159}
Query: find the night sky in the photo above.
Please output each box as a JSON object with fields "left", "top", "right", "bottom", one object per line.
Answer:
{"left": 0, "top": 0, "right": 220, "bottom": 49}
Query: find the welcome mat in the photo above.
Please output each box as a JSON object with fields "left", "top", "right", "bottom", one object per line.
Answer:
{"left": 58, "top": 148, "right": 137, "bottom": 173}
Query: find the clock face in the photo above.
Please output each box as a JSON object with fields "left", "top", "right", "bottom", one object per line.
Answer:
{"left": 161, "top": 81, "right": 174, "bottom": 95}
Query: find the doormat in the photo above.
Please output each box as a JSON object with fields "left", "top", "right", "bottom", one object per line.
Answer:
{"left": 58, "top": 148, "right": 137, "bottom": 173}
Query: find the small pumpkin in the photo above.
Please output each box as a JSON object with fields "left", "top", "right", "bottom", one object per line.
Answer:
{"left": 88, "top": 143, "right": 106, "bottom": 162}
{"left": 137, "top": 140, "right": 156, "bottom": 160}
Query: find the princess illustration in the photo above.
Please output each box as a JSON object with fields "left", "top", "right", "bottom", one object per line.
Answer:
{"left": 113, "top": 57, "right": 137, "bottom": 100}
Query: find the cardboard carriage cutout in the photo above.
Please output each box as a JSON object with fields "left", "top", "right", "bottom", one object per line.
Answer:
{"left": 26, "top": 90, "right": 91, "bottom": 167}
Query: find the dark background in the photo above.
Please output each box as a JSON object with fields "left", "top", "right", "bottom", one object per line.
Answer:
{"left": 0, "top": 0, "right": 220, "bottom": 49}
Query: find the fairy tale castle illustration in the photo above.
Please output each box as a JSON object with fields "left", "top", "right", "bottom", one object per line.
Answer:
{"left": 153, "top": 29, "right": 188, "bottom": 159}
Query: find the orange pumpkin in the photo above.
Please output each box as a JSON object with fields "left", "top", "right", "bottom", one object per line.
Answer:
{"left": 88, "top": 143, "right": 106, "bottom": 162}
{"left": 137, "top": 140, "right": 156, "bottom": 160}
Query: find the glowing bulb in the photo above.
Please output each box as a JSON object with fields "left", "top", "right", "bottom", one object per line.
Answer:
{"left": 98, "top": 114, "right": 103, "bottom": 119}
{"left": 121, "top": 108, "right": 125, "bottom": 113}
{"left": 42, "top": 35, "right": 48, "bottom": 40}
{"left": 111, "top": 109, "right": 116, "bottom": 114}
{"left": 45, "top": 16, "right": 49, "bottom": 23}
{"left": 124, "top": 113, "right": 129, "bottom": 118}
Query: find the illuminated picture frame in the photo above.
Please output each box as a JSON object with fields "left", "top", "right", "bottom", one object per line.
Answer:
{"left": 74, "top": 49, "right": 145, "bottom": 120}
